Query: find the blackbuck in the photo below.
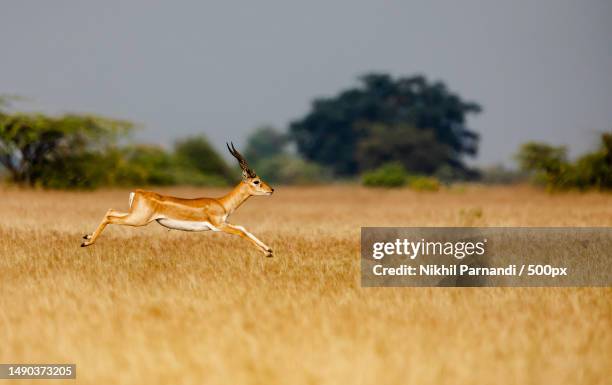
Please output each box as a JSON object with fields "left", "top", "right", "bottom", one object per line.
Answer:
{"left": 81, "top": 143, "right": 275, "bottom": 256}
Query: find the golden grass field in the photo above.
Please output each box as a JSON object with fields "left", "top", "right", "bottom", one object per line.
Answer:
{"left": 0, "top": 184, "right": 610, "bottom": 385}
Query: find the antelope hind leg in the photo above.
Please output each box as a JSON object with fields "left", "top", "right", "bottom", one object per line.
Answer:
{"left": 81, "top": 209, "right": 149, "bottom": 247}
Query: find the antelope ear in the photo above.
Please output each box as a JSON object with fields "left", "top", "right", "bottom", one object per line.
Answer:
{"left": 242, "top": 169, "right": 250, "bottom": 181}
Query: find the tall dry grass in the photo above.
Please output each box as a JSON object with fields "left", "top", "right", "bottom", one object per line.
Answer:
{"left": 0, "top": 184, "right": 610, "bottom": 385}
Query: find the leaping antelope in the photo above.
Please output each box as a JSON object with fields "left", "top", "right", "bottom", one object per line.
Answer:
{"left": 81, "top": 143, "right": 275, "bottom": 257}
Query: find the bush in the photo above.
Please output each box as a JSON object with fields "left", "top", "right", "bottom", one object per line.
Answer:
{"left": 572, "top": 142, "right": 612, "bottom": 190}
{"left": 172, "top": 169, "right": 229, "bottom": 187}
{"left": 407, "top": 175, "right": 441, "bottom": 191}
{"left": 110, "top": 145, "right": 178, "bottom": 186}
{"left": 255, "top": 154, "right": 329, "bottom": 185}
{"left": 27, "top": 142, "right": 233, "bottom": 189}
{"left": 174, "top": 136, "right": 232, "bottom": 183}
{"left": 362, "top": 163, "right": 407, "bottom": 187}
{"left": 361, "top": 162, "right": 442, "bottom": 190}
{"left": 516, "top": 133, "right": 612, "bottom": 191}
{"left": 111, "top": 144, "right": 231, "bottom": 187}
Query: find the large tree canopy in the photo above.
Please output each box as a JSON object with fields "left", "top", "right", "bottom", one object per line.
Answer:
{"left": 0, "top": 110, "right": 133, "bottom": 186}
{"left": 290, "top": 73, "right": 482, "bottom": 176}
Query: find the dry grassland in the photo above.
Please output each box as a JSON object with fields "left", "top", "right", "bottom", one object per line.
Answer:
{"left": 0, "top": 184, "right": 610, "bottom": 385}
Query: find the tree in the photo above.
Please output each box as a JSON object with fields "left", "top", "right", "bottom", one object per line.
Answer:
{"left": 0, "top": 107, "right": 133, "bottom": 186}
{"left": 515, "top": 142, "right": 571, "bottom": 188}
{"left": 355, "top": 123, "right": 453, "bottom": 175}
{"left": 244, "top": 126, "right": 288, "bottom": 164}
{"left": 290, "top": 73, "right": 482, "bottom": 176}
{"left": 516, "top": 133, "right": 612, "bottom": 190}
{"left": 110, "top": 145, "right": 178, "bottom": 186}
{"left": 516, "top": 142, "right": 568, "bottom": 175}
{"left": 242, "top": 126, "right": 329, "bottom": 184}
{"left": 0, "top": 97, "right": 233, "bottom": 188}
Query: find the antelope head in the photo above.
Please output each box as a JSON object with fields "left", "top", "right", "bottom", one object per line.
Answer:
{"left": 227, "top": 142, "right": 274, "bottom": 196}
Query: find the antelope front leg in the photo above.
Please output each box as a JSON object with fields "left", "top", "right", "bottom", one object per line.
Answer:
{"left": 219, "top": 223, "right": 273, "bottom": 257}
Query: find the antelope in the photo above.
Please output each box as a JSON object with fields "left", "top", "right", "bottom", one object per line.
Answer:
{"left": 81, "top": 143, "right": 275, "bottom": 257}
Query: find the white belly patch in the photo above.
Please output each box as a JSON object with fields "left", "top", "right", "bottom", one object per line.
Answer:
{"left": 156, "top": 218, "right": 219, "bottom": 232}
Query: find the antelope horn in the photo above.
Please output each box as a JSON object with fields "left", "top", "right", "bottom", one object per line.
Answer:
{"left": 226, "top": 142, "right": 256, "bottom": 178}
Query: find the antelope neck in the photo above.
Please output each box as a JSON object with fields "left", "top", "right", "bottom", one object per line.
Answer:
{"left": 218, "top": 182, "right": 251, "bottom": 214}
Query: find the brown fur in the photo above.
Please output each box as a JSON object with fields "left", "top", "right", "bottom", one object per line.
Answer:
{"left": 81, "top": 177, "right": 275, "bottom": 256}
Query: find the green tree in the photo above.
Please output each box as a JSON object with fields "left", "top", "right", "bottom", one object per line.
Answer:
{"left": 110, "top": 145, "right": 178, "bottom": 186}
{"left": 0, "top": 97, "right": 234, "bottom": 188}
{"left": 516, "top": 142, "right": 571, "bottom": 188}
{"left": 244, "top": 126, "right": 288, "bottom": 164}
{"left": 516, "top": 133, "right": 612, "bottom": 191}
{"left": 516, "top": 142, "right": 568, "bottom": 175}
{"left": 290, "top": 73, "right": 482, "bottom": 176}
{"left": 173, "top": 136, "right": 232, "bottom": 182}
{"left": 356, "top": 123, "right": 453, "bottom": 175}
{"left": 0, "top": 109, "right": 133, "bottom": 186}
{"left": 242, "top": 126, "right": 329, "bottom": 185}
{"left": 572, "top": 133, "right": 612, "bottom": 190}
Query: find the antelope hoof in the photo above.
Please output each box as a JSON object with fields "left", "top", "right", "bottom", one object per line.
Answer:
{"left": 264, "top": 248, "right": 273, "bottom": 258}
{"left": 83, "top": 234, "right": 92, "bottom": 240}
{"left": 81, "top": 242, "right": 91, "bottom": 247}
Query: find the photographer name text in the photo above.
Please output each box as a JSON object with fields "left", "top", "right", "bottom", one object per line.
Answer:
{"left": 373, "top": 264, "right": 568, "bottom": 277}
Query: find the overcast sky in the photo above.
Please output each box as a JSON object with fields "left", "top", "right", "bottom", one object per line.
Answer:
{"left": 2, "top": 0, "right": 611, "bottom": 166}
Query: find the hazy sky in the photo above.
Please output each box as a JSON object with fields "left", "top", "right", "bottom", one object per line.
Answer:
{"left": 2, "top": 0, "right": 611, "bottom": 166}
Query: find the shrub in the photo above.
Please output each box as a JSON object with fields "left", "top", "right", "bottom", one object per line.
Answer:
{"left": 361, "top": 163, "right": 442, "bottom": 190}
{"left": 572, "top": 139, "right": 612, "bottom": 190}
{"left": 112, "top": 144, "right": 231, "bottom": 187}
{"left": 174, "top": 136, "right": 232, "bottom": 183}
{"left": 407, "top": 175, "right": 441, "bottom": 191}
{"left": 516, "top": 133, "right": 612, "bottom": 191}
{"left": 362, "top": 163, "right": 407, "bottom": 187}
{"left": 111, "top": 145, "right": 178, "bottom": 186}
{"left": 172, "top": 169, "right": 229, "bottom": 187}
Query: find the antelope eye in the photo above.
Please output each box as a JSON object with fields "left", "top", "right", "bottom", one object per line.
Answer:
{"left": 253, "top": 180, "right": 260, "bottom": 185}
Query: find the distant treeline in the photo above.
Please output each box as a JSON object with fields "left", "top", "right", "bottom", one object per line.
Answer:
{"left": 516, "top": 133, "right": 612, "bottom": 191}
{"left": 0, "top": 101, "right": 327, "bottom": 189}
{"left": 0, "top": 99, "right": 232, "bottom": 188}
{"left": 1, "top": 73, "right": 610, "bottom": 190}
